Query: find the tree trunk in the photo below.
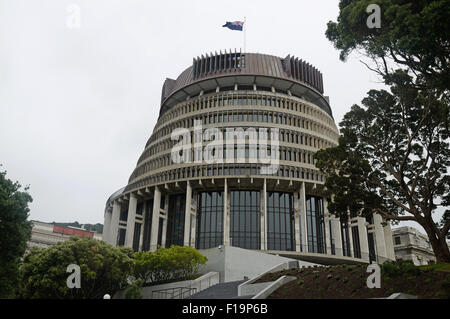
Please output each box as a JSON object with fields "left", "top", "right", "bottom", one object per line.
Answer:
{"left": 422, "top": 224, "right": 450, "bottom": 264}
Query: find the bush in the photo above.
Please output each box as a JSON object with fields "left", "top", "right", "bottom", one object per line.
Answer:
{"left": 381, "top": 260, "right": 420, "bottom": 278}
{"left": 133, "top": 245, "right": 207, "bottom": 284}
{"left": 19, "top": 237, "right": 134, "bottom": 299}
{"left": 124, "top": 279, "right": 143, "bottom": 299}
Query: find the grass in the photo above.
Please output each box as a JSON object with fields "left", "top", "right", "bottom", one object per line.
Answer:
{"left": 419, "top": 263, "right": 450, "bottom": 273}
{"left": 260, "top": 262, "right": 450, "bottom": 299}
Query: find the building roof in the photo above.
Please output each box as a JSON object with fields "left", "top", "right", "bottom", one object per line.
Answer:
{"left": 158, "top": 51, "right": 332, "bottom": 118}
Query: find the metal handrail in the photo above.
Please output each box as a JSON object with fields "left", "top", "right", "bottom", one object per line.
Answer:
{"left": 151, "top": 287, "right": 197, "bottom": 299}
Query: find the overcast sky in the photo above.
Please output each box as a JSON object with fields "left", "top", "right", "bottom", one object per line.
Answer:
{"left": 1, "top": 0, "right": 439, "bottom": 233}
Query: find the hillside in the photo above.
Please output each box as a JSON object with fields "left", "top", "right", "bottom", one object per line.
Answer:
{"left": 255, "top": 262, "right": 450, "bottom": 299}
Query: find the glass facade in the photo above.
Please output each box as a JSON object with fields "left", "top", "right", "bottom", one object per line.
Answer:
{"left": 142, "top": 199, "right": 153, "bottom": 251}
{"left": 132, "top": 222, "right": 141, "bottom": 252}
{"left": 196, "top": 191, "right": 224, "bottom": 249}
{"left": 341, "top": 221, "right": 351, "bottom": 257}
{"left": 267, "top": 192, "right": 295, "bottom": 251}
{"left": 166, "top": 194, "right": 186, "bottom": 247}
{"left": 352, "top": 226, "right": 361, "bottom": 258}
{"left": 118, "top": 228, "right": 126, "bottom": 246}
{"left": 306, "top": 196, "right": 326, "bottom": 253}
{"left": 230, "top": 190, "right": 261, "bottom": 249}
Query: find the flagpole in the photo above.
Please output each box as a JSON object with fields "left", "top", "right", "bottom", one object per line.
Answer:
{"left": 244, "top": 17, "right": 246, "bottom": 53}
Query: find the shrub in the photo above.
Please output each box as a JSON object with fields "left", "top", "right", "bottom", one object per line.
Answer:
{"left": 124, "top": 279, "right": 143, "bottom": 299}
{"left": 343, "top": 277, "right": 349, "bottom": 283}
{"left": 381, "top": 260, "right": 420, "bottom": 278}
{"left": 133, "top": 246, "right": 207, "bottom": 285}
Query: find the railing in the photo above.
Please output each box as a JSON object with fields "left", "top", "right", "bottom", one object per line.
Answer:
{"left": 151, "top": 287, "right": 197, "bottom": 299}
{"left": 195, "top": 272, "right": 219, "bottom": 291}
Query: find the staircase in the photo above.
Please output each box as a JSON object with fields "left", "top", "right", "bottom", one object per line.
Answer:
{"left": 188, "top": 280, "right": 253, "bottom": 299}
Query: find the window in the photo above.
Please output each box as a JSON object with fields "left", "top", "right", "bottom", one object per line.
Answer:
{"left": 132, "top": 223, "right": 141, "bottom": 252}
{"left": 196, "top": 192, "right": 224, "bottom": 249}
{"left": 267, "top": 192, "right": 295, "bottom": 251}
{"left": 230, "top": 191, "right": 261, "bottom": 249}
{"left": 118, "top": 228, "right": 126, "bottom": 246}
{"left": 166, "top": 194, "right": 186, "bottom": 247}
{"left": 306, "top": 196, "right": 326, "bottom": 253}
{"left": 341, "top": 221, "right": 351, "bottom": 257}
{"left": 352, "top": 226, "right": 361, "bottom": 258}
{"left": 394, "top": 236, "right": 401, "bottom": 245}
{"left": 142, "top": 199, "right": 154, "bottom": 251}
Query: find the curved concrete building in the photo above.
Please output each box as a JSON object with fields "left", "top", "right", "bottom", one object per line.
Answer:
{"left": 103, "top": 51, "right": 395, "bottom": 265}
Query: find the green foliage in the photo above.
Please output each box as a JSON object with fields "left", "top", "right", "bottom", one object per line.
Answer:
{"left": 343, "top": 277, "right": 349, "bottom": 283}
{"left": 321, "top": 0, "right": 450, "bottom": 263}
{"left": 381, "top": 260, "right": 421, "bottom": 278}
{"left": 326, "top": 0, "right": 450, "bottom": 94}
{"left": 18, "top": 237, "right": 134, "bottom": 299}
{"left": 297, "top": 279, "right": 304, "bottom": 286}
{"left": 124, "top": 279, "right": 143, "bottom": 299}
{"left": 133, "top": 245, "right": 207, "bottom": 285}
{"left": 0, "top": 168, "right": 33, "bottom": 298}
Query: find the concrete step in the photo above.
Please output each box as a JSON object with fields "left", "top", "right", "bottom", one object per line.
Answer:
{"left": 189, "top": 280, "right": 247, "bottom": 299}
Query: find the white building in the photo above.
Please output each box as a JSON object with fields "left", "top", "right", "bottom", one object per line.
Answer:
{"left": 392, "top": 226, "right": 437, "bottom": 266}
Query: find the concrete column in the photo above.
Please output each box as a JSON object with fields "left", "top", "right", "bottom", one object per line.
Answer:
{"left": 373, "top": 213, "right": 387, "bottom": 260}
{"left": 183, "top": 182, "right": 192, "bottom": 246}
{"left": 125, "top": 194, "right": 138, "bottom": 248}
{"left": 331, "top": 217, "right": 343, "bottom": 256}
{"left": 348, "top": 221, "right": 354, "bottom": 257}
{"left": 223, "top": 179, "right": 230, "bottom": 246}
{"left": 261, "top": 178, "right": 267, "bottom": 250}
{"left": 299, "top": 181, "right": 308, "bottom": 252}
{"left": 356, "top": 217, "right": 370, "bottom": 262}
{"left": 324, "top": 198, "right": 331, "bottom": 254}
{"left": 161, "top": 218, "right": 167, "bottom": 248}
{"left": 150, "top": 187, "right": 161, "bottom": 252}
{"left": 383, "top": 222, "right": 395, "bottom": 261}
{"left": 110, "top": 201, "right": 121, "bottom": 246}
{"left": 293, "top": 192, "right": 301, "bottom": 252}
{"left": 190, "top": 191, "right": 197, "bottom": 248}
{"left": 103, "top": 209, "right": 112, "bottom": 244}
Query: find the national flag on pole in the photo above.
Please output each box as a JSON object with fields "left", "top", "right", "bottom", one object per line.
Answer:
{"left": 222, "top": 21, "right": 244, "bottom": 31}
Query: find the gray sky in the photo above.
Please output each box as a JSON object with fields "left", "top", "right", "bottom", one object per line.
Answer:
{"left": 0, "top": 0, "right": 439, "bottom": 233}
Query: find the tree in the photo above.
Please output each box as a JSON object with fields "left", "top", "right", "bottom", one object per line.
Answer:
{"left": 19, "top": 237, "right": 134, "bottom": 299}
{"left": 318, "top": 0, "right": 450, "bottom": 263}
{"left": 315, "top": 74, "right": 450, "bottom": 263}
{"left": 326, "top": 0, "right": 450, "bottom": 95}
{"left": 0, "top": 167, "right": 33, "bottom": 298}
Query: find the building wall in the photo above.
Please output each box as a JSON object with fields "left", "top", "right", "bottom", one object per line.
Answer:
{"left": 392, "top": 226, "right": 437, "bottom": 266}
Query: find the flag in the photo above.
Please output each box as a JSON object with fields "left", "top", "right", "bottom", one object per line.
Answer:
{"left": 223, "top": 21, "right": 244, "bottom": 31}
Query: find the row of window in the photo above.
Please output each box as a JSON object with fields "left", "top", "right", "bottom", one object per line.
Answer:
{"left": 138, "top": 126, "right": 332, "bottom": 168}
{"left": 158, "top": 90, "right": 334, "bottom": 130}
{"left": 132, "top": 143, "right": 317, "bottom": 181}
{"left": 149, "top": 91, "right": 337, "bottom": 148}
{"left": 117, "top": 192, "right": 373, "bottom": 260}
